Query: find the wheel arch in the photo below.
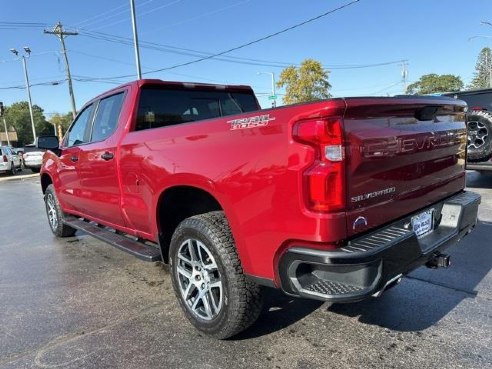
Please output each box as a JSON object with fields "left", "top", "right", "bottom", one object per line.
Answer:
{"left": 41, "top": 173, "right": 53, "bottom": 194}
{"left": 156, "top": 185, "right": 224, "bottom": 263}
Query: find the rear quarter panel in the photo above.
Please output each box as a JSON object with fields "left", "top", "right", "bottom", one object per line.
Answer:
{"left": 119, "top": 100, "right": 348, "bottom": 279}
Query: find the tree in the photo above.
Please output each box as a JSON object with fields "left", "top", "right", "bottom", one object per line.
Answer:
{"left": 276, "top": 59, "right": 331, "bottom": 105}
{"left": 406, "top": 74, "right": 463, "bottom": 95}
{"left": 50, "top": 112, "right": 73, "bottom": 137}
{"left": 3, "top": 102, "right": 52, "bottom": 146}
{"left": 468, "top": 47, "right": 492, "bottom": 89}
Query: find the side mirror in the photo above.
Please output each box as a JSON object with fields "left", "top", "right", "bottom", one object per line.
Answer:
{"left": 37, "top": 135, "right": 59, "bottom": 150}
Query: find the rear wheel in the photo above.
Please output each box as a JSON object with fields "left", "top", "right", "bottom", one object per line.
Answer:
{"left": 31, "top": 168, "right": 40, "bottom": 173}
{"left": 467, "top": 110, "right": 492, "bottom": 162}
{"left": 44, "top": 184, "right": 77, "bottom": 237}
{"left": 10, "top": 162, "right": 16, "bottom": 175}
{"left": 169, "top": 211, "right": 263, "bottom": 339}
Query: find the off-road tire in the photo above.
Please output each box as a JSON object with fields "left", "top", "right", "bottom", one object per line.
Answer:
{"left": 44, "top": 184, "right": 77, "bottom": 237}
{"left": 169, "top": 211, "right": 263, "bottom": 339}
{"left": 467, "top": 110, "right": 492, "bottom": 163}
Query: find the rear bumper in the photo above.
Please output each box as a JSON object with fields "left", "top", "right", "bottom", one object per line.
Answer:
{"left": 0, "top": 162, "right": 11, "bottom": 172}
{"left": 23, "top": 161, "right": 42, "bottom": 169}
{"left": 466, "top": 161, "right": 492, "bottom": 171}
{"left": 278, "top": 191, "right": 481, "bottom": 302}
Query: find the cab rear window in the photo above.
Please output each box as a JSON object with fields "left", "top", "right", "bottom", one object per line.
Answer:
{"left": 135, "top": 87, "right": 259, "bottom": 131}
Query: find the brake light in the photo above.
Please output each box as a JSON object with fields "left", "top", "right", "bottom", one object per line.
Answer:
{"left": 2, "top": 155, "right": 7, "bottom": 163}
{"left": 293, "top": 117, "right": 345, "bottom": 212}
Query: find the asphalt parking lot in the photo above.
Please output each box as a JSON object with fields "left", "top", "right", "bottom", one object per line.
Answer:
{"left": 0, "top": 173, "right": 491, "bottom": 369}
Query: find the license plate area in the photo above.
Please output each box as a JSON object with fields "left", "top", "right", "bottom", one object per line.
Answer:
{"left": 411, "top": 209, "right": 434, "bottom": 239}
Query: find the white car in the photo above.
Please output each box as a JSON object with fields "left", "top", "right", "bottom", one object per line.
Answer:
{"left": 23, "top": 145, "right": 45, "bottom": 173}
{"left": 0, "top": 146, "right": 22, "bottom": 175}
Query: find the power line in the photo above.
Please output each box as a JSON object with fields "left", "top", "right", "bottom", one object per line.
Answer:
{"left": 0, "top": 80, "right": 65, "bottom": 90}
{"left": 0, "top": 21, "right": 48, "bottom": 28}
{"left": 77, "top": 0, "right": 362, "bottom": 80}
{"left": 73, "top": 3, "right": 131, "bottom": 27}
{"left": 69, "top": 50, "right": 137, "bottom": 67}
{"left": 327, "top": 60, "right": 407, "bottom": 70}
{"left": 78, "top": 28, "right": 407, "bottom": 72}
{"left": 139, "top": 0, "right": 362, "bottom": 75}
{"left": 140, "top": 0, "right": 250, "bottom": 35}
{"left": 78, "top": 30, "right": 294, "bottom": 68}
{"left": 91, "top": 0, "right": 185, "bottom": 31}
{"left": 72, "top": 0, "right": 156, "bottom": 28}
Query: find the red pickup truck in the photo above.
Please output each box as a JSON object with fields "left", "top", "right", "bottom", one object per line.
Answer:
{"left": 38, "top": 79, "right": 480, "bottom": 339}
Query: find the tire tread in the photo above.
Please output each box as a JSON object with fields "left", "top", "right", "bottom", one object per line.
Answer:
{"left": 45, "top": 184, "right": 77, "bottom": 238}
{"left": 170, "top": 211, "right": 263, "bottom": 339}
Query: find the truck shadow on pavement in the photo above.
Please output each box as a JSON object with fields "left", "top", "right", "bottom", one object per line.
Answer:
{"left": 326, "top": 221, "right": 492, "bottom": 332}
{"left": 466, "top": 171, "right": 492, "bottom": 190}
{"left": 235, "top": 289, "right": 323, "bottom": 340}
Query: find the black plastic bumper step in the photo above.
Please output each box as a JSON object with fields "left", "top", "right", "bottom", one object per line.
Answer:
{"left": 63, "top": 217, "right": 162, "bottom": 262}
{"left": 304, "top": 280, "right": 365, "bottom": 296}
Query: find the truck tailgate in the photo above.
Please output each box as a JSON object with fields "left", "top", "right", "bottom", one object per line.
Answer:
{"left": 342, "top": 97, "right": 467, "bottom": 238}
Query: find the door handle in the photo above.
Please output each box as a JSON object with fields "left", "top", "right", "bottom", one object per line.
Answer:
{"left": 101, "top": 152, "right": 114, "bottom": 161}
{"left": 70, "top": 155, "right": 78, "bottom": 162}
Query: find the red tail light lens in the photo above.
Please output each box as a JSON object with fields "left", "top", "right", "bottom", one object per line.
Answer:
{"left": 293, "top": 118, "right": 345, "bottom": 212}
{"left": 2, "top": 155, "right": 7, "bottom": 163}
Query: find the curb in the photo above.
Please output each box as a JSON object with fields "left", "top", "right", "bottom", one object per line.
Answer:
{"left": 0, "top": 173, "right": 39, "bottom": 183}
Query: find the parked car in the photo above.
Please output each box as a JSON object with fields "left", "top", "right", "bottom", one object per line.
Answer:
{"left": 0, "top": 146, "right": 22, "bottom": 175}
{"left": 11, "top": 148, "right": 24, "bottom": 167}
{"left": 444, "top": 88, "right": 492, "bottom": 172}
{"left": 23, "top": 144, "right": 45, "bottom": 173}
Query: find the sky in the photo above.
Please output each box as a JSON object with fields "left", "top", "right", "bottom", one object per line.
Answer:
{"left": 2, "top": 0, "right": 492, "bottom": 117}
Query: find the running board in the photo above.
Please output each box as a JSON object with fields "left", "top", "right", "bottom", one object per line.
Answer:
{"left": 63, "top": 217, "right": 162, "bottom": 262}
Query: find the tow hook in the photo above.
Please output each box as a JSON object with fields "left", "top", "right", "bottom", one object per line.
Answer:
{"left": 425, "top": 253, "right": 451, "bottom": 269}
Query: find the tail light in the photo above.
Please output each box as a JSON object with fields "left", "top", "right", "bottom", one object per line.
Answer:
{"left": 2, "top": 155, "right": 7, "bottom": 163}
{"left": 293, "top": 117, "right": 345, "bottom": 212}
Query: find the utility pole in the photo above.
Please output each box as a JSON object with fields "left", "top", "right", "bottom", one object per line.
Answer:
{"left": 130, "top": 0, "right": 142, "bottom": 79}
{"left": 401, "top": 60, "right": 409, "bottom": 94}
{"left": 44, "top": 22, "right": 78, "bottom": 118}
{"left": 10, "top": 48, "right": 37, "bottom": 142}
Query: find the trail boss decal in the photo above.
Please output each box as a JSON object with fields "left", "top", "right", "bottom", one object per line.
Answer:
{"left": 227, "top": 114, "right": 275, "bottom": 130}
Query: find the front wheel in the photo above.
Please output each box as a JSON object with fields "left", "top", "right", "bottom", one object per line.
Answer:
{"left": 169, "top": 211, "right": 263, "bottom": 339}
{"left": 44, "top": 184, "right": 77, "bottom": 237}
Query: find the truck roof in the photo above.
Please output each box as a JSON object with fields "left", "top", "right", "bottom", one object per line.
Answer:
{"left": 92, "top": 79, "right": 255, "bottom": 101}
{"left": 443, "top": 88, "right": 492, "bottom": 97}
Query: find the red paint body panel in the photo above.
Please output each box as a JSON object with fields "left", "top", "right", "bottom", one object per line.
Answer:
{"left": 41, "top": 80, "right": 468, "bottom": 282}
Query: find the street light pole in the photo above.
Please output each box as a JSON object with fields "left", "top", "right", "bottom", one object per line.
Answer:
{"left": 10, "top": 48, "right": 36, "bottom": 142}
{"left": 257, "top": 72, "right": 276, "bottom": 108}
